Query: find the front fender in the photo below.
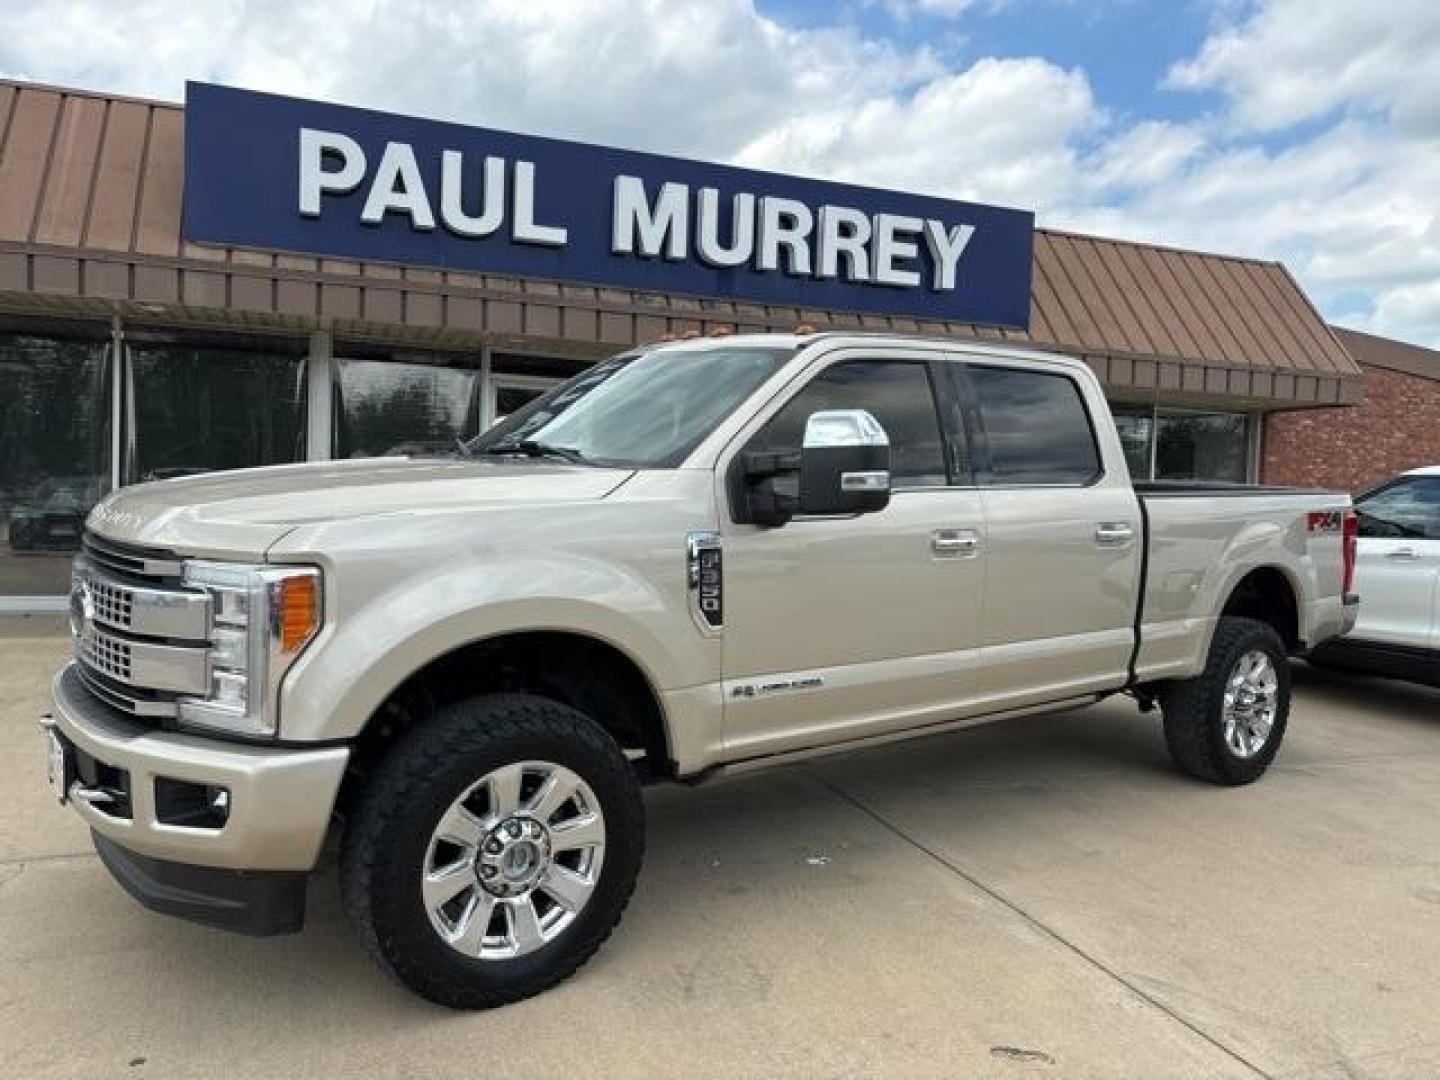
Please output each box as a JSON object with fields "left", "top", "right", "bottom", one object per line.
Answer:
{"left": 279, "top": 552, "right": 705, "bottom": 742}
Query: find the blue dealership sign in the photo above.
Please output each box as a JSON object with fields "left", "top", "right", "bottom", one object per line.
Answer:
{"left": 183, "top": 82, "right": 1033, "bottom": 328}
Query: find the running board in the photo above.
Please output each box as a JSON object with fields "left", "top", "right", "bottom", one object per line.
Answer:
{"left": 687, "top": 694, "right": 1104, "bottom": 784}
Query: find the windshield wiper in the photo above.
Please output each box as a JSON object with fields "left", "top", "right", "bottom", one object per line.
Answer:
{"left": 478, "top": 440, "right": 590, "bottom": 465}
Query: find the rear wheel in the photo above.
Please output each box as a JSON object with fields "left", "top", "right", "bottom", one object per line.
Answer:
{"left": 341, "top": 693, "right": 644, "bottom": 1008}
{"left": 1159, "top": 616, "right": 1290, "bottom": 785}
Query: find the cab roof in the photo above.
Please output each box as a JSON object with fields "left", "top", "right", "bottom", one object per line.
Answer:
{"left": 643, "top": 330, "right": 1085, "bottom": 372}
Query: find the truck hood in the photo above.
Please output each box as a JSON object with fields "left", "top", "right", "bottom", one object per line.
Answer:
{"left": 86, "top": 457, "right": 635, "bottom": 558}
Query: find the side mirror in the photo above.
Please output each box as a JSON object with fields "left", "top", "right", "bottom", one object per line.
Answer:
{"left": 798, "top": 409, "right": 891, "bottom": 516}
{"left": 735, "top": 409, "right": 892, "bottom": 528}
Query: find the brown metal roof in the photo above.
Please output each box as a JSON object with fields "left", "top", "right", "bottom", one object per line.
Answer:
{"left": 1332, "top": 326, "right": 1440, "bottom": 383}
{"left": 0, "top": 78, "right": 1362, "bottom": 406}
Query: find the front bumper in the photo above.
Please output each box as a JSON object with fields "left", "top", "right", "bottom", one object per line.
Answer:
{"left": 47, "top": 663, "right": 349, "bottom": 872}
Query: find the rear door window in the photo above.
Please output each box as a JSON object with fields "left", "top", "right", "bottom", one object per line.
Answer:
{"left": 967, "top": 365, "right": 1101, "bottom": 486}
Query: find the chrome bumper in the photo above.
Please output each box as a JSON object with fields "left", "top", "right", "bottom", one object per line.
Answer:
{"left": 46, "top": 663, "right": 348, "bottom": 871}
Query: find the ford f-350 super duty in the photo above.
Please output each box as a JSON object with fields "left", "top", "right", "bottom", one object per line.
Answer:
{"left": 42, "top": 333, "right": 1359, "bottom": 1007}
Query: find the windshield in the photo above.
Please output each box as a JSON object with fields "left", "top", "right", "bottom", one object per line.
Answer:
{"left": 467, "top": 344, "right": 795, "bottom": 467}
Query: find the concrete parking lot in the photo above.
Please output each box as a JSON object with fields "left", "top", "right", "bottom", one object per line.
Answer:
{"left": 2, "top": 630, "right": 1438, "bottom": 1079}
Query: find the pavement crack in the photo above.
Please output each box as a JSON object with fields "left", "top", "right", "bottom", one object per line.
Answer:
{"left": 804, "top": 766, "right": 1274, "bottom": 1080}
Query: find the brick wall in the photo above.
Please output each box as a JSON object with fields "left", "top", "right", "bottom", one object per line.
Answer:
{"left": 1263, "top": 364, "right": 1440, "bottom": 491}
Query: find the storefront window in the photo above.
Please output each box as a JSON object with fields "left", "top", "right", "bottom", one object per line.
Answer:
{"left": 492, "top": 377, "right": 560, "bottom": 426}
{"left": 0, "top": 332, "right": 112, "bottom": 596}
{"left": 126, "top": 344, "right": 307, "bottom": 482}
{"left": 333, "top": 355, "right": 482, "bottom": 458}
{"left": 1109, "top": 405, "right": 1251, "bottom": 483}
{"left": 1111, "top": 409, "right": 1153, "bottom": 482}
{"left": 1155, "top": 412, "right": 1248, "bottom": 483}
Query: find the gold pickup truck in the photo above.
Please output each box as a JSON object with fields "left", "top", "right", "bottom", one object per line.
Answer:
{"left": 42, "top": 332, "right": 1358, "bottom": 1007}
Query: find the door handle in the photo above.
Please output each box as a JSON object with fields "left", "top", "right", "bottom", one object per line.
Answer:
{"left": 1095, "top": 522, "right": 1135, "bottom": 547}
{"left": 931, "top": 528, "right": 980, "bottom": 557}
{"left": 1384, "top": 547, "right": 1418, "bottom": 560}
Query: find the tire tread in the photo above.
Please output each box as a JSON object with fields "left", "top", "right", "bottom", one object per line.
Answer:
{"left": 1159, "top": 617, "right": 1290, "bottom": 786}
{"left": 340, "top": 693, "right": 644, "bottom": 1009}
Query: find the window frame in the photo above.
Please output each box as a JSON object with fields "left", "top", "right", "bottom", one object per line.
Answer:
{"left": 953, "top": 359, "right": 1105, "bottom": 489}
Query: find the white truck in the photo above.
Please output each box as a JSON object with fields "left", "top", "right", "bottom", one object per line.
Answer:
{"left": 1310, "top": 466, "right": 1439, "bottom": 685}
{"left": 42, "top": 332, "right": 1358, "bottom": 1008}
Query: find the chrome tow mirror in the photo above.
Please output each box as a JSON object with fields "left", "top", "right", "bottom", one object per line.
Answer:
{"left": 798, "top": 409, "right": 892, "bottom": 516}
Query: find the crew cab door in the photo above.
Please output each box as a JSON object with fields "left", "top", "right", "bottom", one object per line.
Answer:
{"left": 955, "top": 358, "right": 1142, "bottom": 708}
{"left": 1352, "top": 475, "right": 1440, "bottom": 651}
{"left": 718, "top": 349, "right": 985, "bottom": 759}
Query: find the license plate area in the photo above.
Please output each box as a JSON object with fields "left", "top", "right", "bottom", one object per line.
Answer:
{"left": 45, "top": 727, "right": 74, "bottom": 804}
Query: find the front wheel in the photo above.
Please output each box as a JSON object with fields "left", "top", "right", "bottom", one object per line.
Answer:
{"left": 1158, "top": 616, "right": 1291, "bottom": 785}
{"left": 340, "top": 693, "right": 645, "bottom": 1008}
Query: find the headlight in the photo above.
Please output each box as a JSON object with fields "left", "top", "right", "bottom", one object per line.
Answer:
{"left": 179, "top": 561, "right": 322, "bottom": 737}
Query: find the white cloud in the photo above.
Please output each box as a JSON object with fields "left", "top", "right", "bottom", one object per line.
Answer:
{"left": 735, "top": 57, "right": 1100, "bottom": 210}
{"left": 0, "top": 0, "right": 938, "bottom": 160}
{"left": 1167, "top": 0, "right": 1440, "bottom": 136}
{"left": 910, "top": 0, "right": 980, "bottom": 14}
{"left": 1370, "top": 280, "right": 1440, "bottom": 345}
{"left": 1140, "top": 1, "right": 1440, "bottom": 345}
{"left": 0, "top": 0, "right": 1437, "bottom": 347}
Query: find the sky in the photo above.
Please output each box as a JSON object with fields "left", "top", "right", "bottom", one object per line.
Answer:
{"left": 1, "top": 0, "right": 1437, "bottom": 347}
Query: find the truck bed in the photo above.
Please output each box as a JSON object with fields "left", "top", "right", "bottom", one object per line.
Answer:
{"left": 1131, "top": 484, "right": 1353, "bottom": 685}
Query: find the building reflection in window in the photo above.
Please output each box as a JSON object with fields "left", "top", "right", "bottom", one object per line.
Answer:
{"left": 1110, "top": 405, "right": 1250, "bottom": 483}
{"left": 333, "top": 355, "right": 482, "bottom": 458}
{"left": 0, "top": 331, "right": 112, "bottom": 595}
{"left": 126, "top": 343, "right": 307, "bottom": 482}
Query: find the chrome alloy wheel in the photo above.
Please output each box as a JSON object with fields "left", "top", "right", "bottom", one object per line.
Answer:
{"left": 422, "top": 761, "right": 606, "bottom": 960}
{"left": 1222, "top": 649, "right": 1280, "bottom": 759}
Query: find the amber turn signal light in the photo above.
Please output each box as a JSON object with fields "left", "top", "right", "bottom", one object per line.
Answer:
{"left": 275, "top": 572, "right": 320, "bottom": 653}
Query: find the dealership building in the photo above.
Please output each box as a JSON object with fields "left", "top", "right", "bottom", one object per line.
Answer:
{"left": 0, "top": 76, "right": 1383, "bottom": 609}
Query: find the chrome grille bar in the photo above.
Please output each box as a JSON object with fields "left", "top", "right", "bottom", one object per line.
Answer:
{"left": 73, "top": 620, "right": 210, "bottom": 695}
{"left": 73, "top": 662, "right": 179, "bottom": 719}
{"left": 74, "top": 557, "right": 210, "bottom": 640}
{"left": 82, "top": 531, "right": 185, "bottom": 581}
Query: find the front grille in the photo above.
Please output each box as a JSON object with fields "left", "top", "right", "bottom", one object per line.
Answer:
{"left": 74, "top": 662, "right": 180, "bottom": 719}
{"left": 78, "top": 625, "right": 132, "bottom": 681}
{"left": 82, "top": 531, "right": 184, "bottom": 583}
{"left": 72, "top": 530, "right": 211, "bottom": 721}
{"left": 88, "top": 575, "right": 134, "bottom": 629}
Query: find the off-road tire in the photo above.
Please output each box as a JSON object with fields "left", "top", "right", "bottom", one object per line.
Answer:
{"left": 340, "top": 692, "right": 645, "bottom": 1008}
{"left": 1158, "top": 616, "right": 1290, "bottom": 785}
